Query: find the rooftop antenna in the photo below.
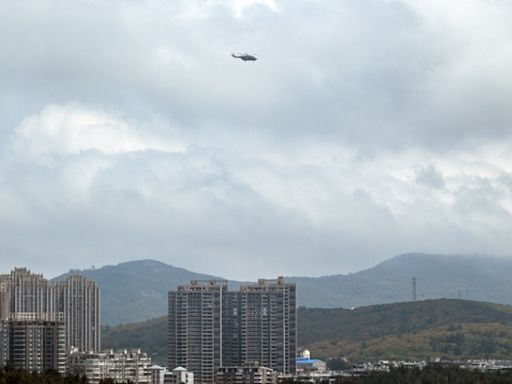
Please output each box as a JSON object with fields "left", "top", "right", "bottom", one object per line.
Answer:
{"left": 412, "top": 277, "right": 417, "bottom": 302}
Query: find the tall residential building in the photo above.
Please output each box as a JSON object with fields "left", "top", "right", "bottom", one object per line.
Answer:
{"left": 168, "top": 278, "right": 296, "bottom": 384}
{"left": 168, "top": 281, "right": 227, "bottom": 384}
{"left": 0, "top": 268, "right": 48, "bottom": 319}
{"left": 51, "top": 275, "right": 101, "bottom": 352}
{"left": 239, "top": 278, "right": 296, "bottom": 375}
{"left": 0, "top": 319, "right": 66, "bottom": 373}
{"left": 0, "top": 282, "right": 10, "bottom": 320}
{"left": 0, "top": 320, "right": 8, "bottom": 368}
{"left": 0, "top": 268, "right": 100, "bottom": 353}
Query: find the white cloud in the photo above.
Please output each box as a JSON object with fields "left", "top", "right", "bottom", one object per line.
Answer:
{"left": 10, "top": 104, "right": 183, "bottom": 159}
{"left": 1, "top": 0, "right": 512, "bottom": 278}
{"left": 1, "top": 102, "right": 512, "bottom": 278}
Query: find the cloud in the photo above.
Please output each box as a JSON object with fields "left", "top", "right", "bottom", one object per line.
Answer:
{"left": 1, "top": 0, "right": 512, "bottom": 278}
{"left": 10, "top": 104, "right": 182, "bottom": 159}
{"left": 414, "top": 164, "right": 445, "bottom": 188}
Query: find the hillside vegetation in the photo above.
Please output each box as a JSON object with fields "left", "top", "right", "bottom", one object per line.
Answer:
{"left": 103, "top": 299, "right": 512, "bottom": 365}
{"left": 300, "top": 299, "right": 512, "bottom": 361}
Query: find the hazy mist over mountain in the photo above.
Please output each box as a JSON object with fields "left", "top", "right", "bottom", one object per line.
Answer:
{"left": 2, "top": 1, "right": 512, "bottom": 279}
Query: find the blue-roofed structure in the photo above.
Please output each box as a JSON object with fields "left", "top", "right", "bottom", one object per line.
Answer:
{"left": 297, "top": 358, "right": 324, "bottom": 365}
{"left": 296, "top": 352, "right": 327, "bottom": 373}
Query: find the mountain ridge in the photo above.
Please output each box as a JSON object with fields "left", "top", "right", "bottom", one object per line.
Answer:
{"left": 54, "top": 253, "right": 512, "bottom": 325}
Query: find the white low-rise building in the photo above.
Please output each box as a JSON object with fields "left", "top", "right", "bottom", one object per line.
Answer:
{"left": 164, "top": 366, "right": 194, "bottom": 384}
{"left": 69, "top": 349, "right": 152, "bottom": 384}
{"left": 150, "top": 364, "right": 168, "bottom": 384}
{"left": 216, "top": 363, "right": 276, "bottom": 384}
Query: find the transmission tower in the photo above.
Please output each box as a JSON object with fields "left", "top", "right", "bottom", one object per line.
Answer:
{"left": 412, "top": 277, "right": 417, "bottom": 302}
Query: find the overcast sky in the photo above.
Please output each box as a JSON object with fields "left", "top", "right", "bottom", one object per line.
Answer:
{"left": 1, "top": 0, "right": 512, "bottom": 280}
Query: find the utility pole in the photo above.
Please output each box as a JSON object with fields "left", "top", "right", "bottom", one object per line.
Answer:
{"left": 412, "top": 277, "right": 417, "bottom": 302}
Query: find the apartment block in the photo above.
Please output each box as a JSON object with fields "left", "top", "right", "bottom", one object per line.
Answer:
{"left": 51, "top": 275, "right": 101, "bottom": 352}
{"left": 239, "top": 278, "right": 296, "bottom": 374}
{"left": 168, "top": 280, "right": 227, "bottom": 384}
{"left": 168, "top": 277, "right": 296, "bottom": 384}
{"left": 0, "top": 319, "right": 66, "bottom": 373}
{"left": 0, "top": 267, "right": 100, "bottom": 353}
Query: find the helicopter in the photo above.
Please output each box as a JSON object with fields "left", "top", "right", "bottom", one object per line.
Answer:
{"left": 231, "top": 52, "right": 258, "bottom": 62}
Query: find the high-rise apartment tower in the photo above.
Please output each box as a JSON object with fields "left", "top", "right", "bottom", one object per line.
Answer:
{"left": 0, "top": 268, "right": 100, "bottom": 353}
{"left": 51, "top": 275, "right": 101, "bottom": 352}
{"left": 239, "top": 278, "right": 296, "bottom": 375}
{"left": 168, "top": 277, "right": 296, "bottom": 384}
{"left": 168, "top": 280, "right": 227, "bottom": 384}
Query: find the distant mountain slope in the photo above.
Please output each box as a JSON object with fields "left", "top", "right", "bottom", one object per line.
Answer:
{"left": 103, "top": 299, "right": 512, "bottom": 364}
{"left": 53, "top": 260, "right": 222, "bottom": 325}
{"left": 58, "top": 253, "right": 512, "bottom": 325}
{"left": 291, "top": 253, "right": 512, "bottom": 308}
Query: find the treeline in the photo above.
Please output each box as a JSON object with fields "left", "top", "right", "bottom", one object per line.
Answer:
{"left": 0, "top": 364, "right": 131, "bottom": 384}
{"left": 0, "top": 365, "right": 85, "bottom": 384}
{"left": 285, "top": 366, "right": 512, "bottom": 384}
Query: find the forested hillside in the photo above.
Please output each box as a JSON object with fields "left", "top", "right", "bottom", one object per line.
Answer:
{"left": 103, "top": 299, "right": 512, "bottom": 364}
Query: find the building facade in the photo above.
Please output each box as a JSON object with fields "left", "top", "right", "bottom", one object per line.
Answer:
{"left": 216, "top": 363, "right": 277, "bottom": 384}
{"left": 239, "top": 278, "right": 296, "bottom": 374}
{"left": 0, "top": 267, "right": 100, "bottom": 353}
{"left": 164, "top": 366, "right": 194, "bottom": 384}
{"left": 0, "top": 268, "right": 49, "bottom": 319}
{"left": 168, "top": 281, "right": 226, "bottom": 384}
{"left": 51, "top": 275, "right": 101, "bottom": 352}
{"left": 168, "top": 278, "right": 296, "bottom": 384}
{"left": 68, "top": 349, "right": 152, "bottom": 384}
{"left": 150, "top": 365, "right": 168, "bottom": 384}
{"left": 150, "top": 365, "right": 195, "bottom": 384}
{"left": 0, "top": 319, "right": 66, "bottom": 373}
